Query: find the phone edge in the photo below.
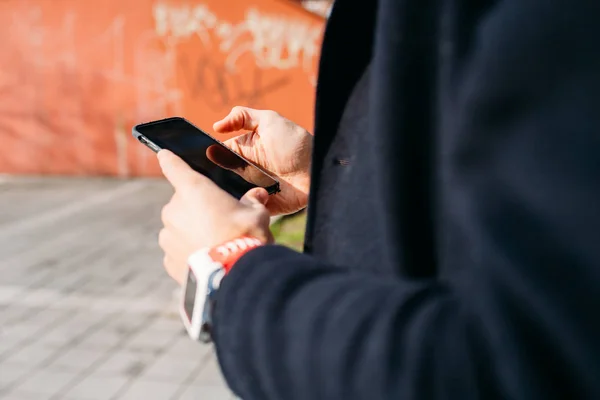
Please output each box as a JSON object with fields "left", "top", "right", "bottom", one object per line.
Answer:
{"left": 132, "top": 118, "right": 281, "bottom": 195}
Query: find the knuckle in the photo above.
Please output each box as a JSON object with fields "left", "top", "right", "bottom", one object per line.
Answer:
{"left": 160, "top": 204, "right": 170, "bottom": 223}
{"left": 241, "top": 207, "right": 269, "bottom": 229}
{"left": 222, "top": 137, "right": 235, "bottom": 148}
{"left": 227, "top": 139, "right": 242, "bottom": 153}
{"left": 158, "top": 229, "right": 168, "bottom": 249}
{"left": 163, "top": 256, "right": 173, "bottom": 273}
{"left": 240, "top": 209, "right": 271, "bottom": 242}
{"left": 263, "top": 110, "right": 279, "bottom": 120}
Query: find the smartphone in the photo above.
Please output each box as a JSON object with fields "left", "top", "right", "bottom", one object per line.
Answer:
{"left": 132, "top": 117, "right": 280, "bottom": 199}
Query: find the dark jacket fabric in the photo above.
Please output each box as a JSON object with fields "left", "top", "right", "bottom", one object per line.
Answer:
{"left": 213, "top": 0, "right": 600, "bottom": 399}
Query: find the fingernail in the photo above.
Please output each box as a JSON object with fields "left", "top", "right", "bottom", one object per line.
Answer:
{"left": 257, "top": 191, "right": 269, "bottom": 205}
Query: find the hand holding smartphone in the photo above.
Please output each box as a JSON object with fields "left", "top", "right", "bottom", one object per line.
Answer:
{"left": 132, "top": 117, "right": 280, "bottom": 199}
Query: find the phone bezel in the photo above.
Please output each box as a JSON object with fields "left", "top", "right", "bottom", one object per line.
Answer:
{"left": 132, "top": 117, "right": 280, "bottom": 196}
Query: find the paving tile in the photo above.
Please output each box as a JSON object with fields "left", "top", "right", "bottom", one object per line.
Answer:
{"left": 22, "top": 308, "right": 70, "bottom": 328}
{"left": 47, "top": 295, "right": 94, "bottom": 314}
{"left": 138, "top": 352, "right": 202, "bottom": 383}
{"left": 37, "top": 315, "right": 100, "bottom": 347}
{"left": 116, "top": 379, "right": 180, "bottom": 400}
{"left": 121, "top": 327, "right": 178, "bottom": 355}
{"left": 0, "top": 311, "right": 70, "bottom": 347}
{"left": 0, "top": 389, "right": 43, "bottom": 399}
{"left": 193, "top": 356, "right": 228, "bottom": 387}
{"left": 44, "top": 272, "right": 89, "bottom": 291}
{"left": 1, "top": 342, "right": 59, "bottom": 367}
{"left": 84, "top": 322, "right": 124, "bottom": 343}
{"left": 0, "top": 322, "right": 45, "bottom": 344}
{"left": 177, "top": 385, "right": 235, "bottom": 400}
{"left": 61, "top": 313, "right": 108, "bottom": 335}
{"left": 48, "top": 346, "right": 106, "bottom": 371}
{"left": 0, "top": 332, "right": 24, "bottom": 356}
{"left": 10, "top": 369, "right": 76, "bottom": 396}
{"left": 77, "top": 281, "right": 117, "bottom": 296}
{"left": 120, "top": 277, "right": 160, "bottom": 295}
{"left": 94, "top": 350, "right": 156, "bottom": 378}
{"left": 62, "top": 375, "right": 129, "bottom": 400}
{"left": 0, "top": 362, "right": 32, "bottom": 391}
{"left": 0, "top": 179, "right": 230, "bottom": 398}
{"left": 164, "top": 335, "right": 213, "bottom": 360}
{"left": 105, "top": 314, "right": 148, "bottom": 336}
{"left": 0, "top": 305, "right": 29, "bottom": 325}
{"left": 145, "top": 316, "right": 185, "bottom": 334}
{"left": 34, "top": 327, "right": 78, "bottom": 348}
{"left": 126, "top": 295, "right": 172, "bottom": 315}
{"left": 77, "top": 327, "right": 128, "bottom": 350}
{"left": 19, "top": 288, "right": 62, "bottom": 306}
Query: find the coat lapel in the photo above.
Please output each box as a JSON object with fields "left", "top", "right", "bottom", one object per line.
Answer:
{"left": 304, "top": 0, "right": 378, "bottom": 252}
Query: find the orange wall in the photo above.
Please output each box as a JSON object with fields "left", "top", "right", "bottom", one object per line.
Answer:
{"left": 0, "top": 0, "right": 324, "bottom": 176}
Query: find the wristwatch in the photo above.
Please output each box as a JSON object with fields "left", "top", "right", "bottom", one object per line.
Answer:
{"left": 179, "top": 236, "right": 264, "bottom": 342}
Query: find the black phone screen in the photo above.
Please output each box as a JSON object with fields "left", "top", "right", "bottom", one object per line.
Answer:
{"left": 135, "top": 118, "right": 279, "bottom": 199}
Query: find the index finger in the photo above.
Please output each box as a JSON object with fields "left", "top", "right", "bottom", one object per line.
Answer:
{"left": 158, "top": 150, "right": 204, "bottom": 191}
{"left": 213, "top": 106, "right": 260, "bottom": 133}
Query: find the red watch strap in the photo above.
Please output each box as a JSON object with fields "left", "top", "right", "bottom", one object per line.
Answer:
{"left": 208, "top": 236, "right": 263, "bottom": 273}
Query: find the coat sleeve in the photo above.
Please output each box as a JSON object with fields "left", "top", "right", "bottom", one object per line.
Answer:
{"left": 213, "top": 246, "right": 493, "bottom": 400}
{"left": 214, "top": 226, "right": 599, "bottom": 400}
{"left": 213, "top": 1, "right": 600, "bottom": 399}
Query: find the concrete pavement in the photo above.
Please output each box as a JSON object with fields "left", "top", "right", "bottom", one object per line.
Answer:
{"left": 0, "top": 177, "right": 235, "bottom": 400}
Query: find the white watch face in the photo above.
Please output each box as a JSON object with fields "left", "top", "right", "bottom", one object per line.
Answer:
{"left": 179, "top": 251, "right": 222, "bottom": 342}
{"left": 182, "top": 270, "right": 198, "bottom": 324}
{"left": 180, "top": 267, "right": 206, "bottom": 341}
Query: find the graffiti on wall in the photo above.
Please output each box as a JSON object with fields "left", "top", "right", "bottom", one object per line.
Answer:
{"left": 151, "top": 4, "right": 320, "bottom": 112}
{"left": 153, "top": 4, "right": 320, "bottom": 74}
{"left": 0, "top": 0, "right": 324, "bottom": 176}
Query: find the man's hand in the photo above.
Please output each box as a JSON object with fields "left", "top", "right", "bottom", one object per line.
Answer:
{"left": 209, "top": 106, "right": 313, "bottom": 216}
{"left": 157, "top": 150, "right": 272, "bottom": 285}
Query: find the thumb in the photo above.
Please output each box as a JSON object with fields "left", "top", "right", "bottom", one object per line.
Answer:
{"left": 206, "top": 135, "right": 251, "bottom": 171}
{"left": 157, "top": 150, "right": 200, "bottom": 190}
{"left": 240, "top": 187, "right": 270, "bottom": 207}
{"left": 213, "top": 106, "right": 260, "bottom": 133}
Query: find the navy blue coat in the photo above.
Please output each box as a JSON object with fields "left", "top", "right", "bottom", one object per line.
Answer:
{"left": 214, "top": 0, "right": 600, "bottom": 399}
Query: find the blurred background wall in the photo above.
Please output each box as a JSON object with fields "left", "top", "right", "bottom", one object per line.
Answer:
{"left": 0, "top": 0, "right": 329, "bottom": 177}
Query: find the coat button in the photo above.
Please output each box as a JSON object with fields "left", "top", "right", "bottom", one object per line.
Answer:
{"left": 333, "top": 158, "right": 351, "bottom": 166}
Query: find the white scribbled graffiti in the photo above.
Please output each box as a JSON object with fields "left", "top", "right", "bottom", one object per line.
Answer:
{"left": 153, "top": 3, "right": 218, "bottom": 47}
{"left": 152, "top": 3, "right": 321, "bottom": 81}
{"left": 218, "top": 8, "right": 321, "bottom": 74}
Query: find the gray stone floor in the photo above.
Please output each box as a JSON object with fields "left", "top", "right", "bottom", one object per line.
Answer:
{"left": 0, "top": 177, "right": 234, "bottom": 400}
